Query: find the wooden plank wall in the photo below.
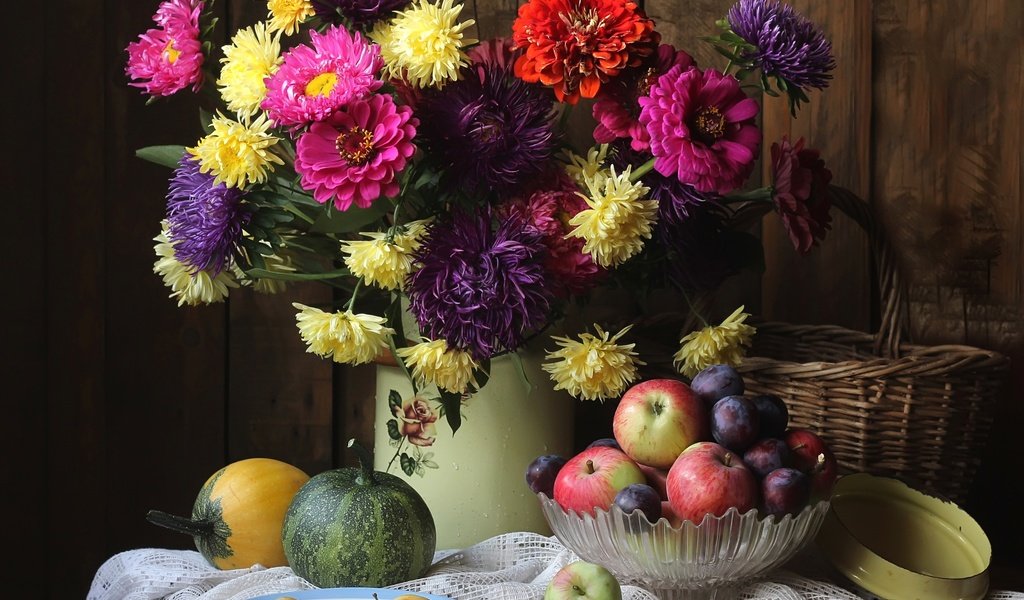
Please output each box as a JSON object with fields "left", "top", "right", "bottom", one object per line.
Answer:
{"left": 4, "top": 0, "right": 1021, "bottom": 597}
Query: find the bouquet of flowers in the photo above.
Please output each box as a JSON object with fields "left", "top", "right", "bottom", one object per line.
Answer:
{"left": 126, "top": 0, "right": 835, "bottom": 470}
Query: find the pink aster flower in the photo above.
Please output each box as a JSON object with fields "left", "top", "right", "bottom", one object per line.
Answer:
{"left": 262, "top": 25, "right": 383, "bottom": 128}
{"left": 593, "top": 44, "right": 694, "bottom": 152}
{"left": 125, "top": 0, "right": 204, "bottom": 97}
{"left": 771, "top": 136, "right": 833, "bottom": 254}
{"left": 639, "top": 65, "right": 760, "bottom": 194}
{"left": 294, "top": 93, "right": 418, "bottom": 211}
{"left": 500, "top": 172, "right": 604, "bottom": 297}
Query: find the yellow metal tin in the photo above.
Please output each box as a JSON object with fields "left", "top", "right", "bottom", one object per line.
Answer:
{"left": 816, "top": 473, "right": 991, "bottom": 600}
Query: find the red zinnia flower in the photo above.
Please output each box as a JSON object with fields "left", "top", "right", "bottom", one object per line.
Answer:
{"left": 511, "top": 0, "right": 659, "bottom": 104}
{"left": 770, "top": 136, "right": 833, "bottom": 254}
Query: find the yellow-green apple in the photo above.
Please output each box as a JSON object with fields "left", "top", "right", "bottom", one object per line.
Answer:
{"left": 553, "top": 446, "right": 646, "bottom": 515}
{"left": 612, "top": 379, "right": 709, "bottom": 469}
{"left": 544, "top": 561, "right": 622, "bottom": 600}
{"left": 784, "top": 428, "right": 838, "bottom": 500}
{"left": 666, "top": 442, "right": 759, "bottom": 524}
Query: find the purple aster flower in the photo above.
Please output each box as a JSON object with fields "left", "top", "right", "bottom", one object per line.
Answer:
{"left": 416, "top": 62, "right": 557, "bottom": 197}
{"left": 166, "top": 155, "right": 249, "bottom": 274}
{"left": 727, "top": 0, "right": 835, "bottom": 91}
{"left": 658, "top": 203, "right": 758, "bottom": 292}
{"left": 312, "top": 0, "right": 411, "bottom": 26}
{"left": 406, "top": 208, "right": 553, "bottom": 360}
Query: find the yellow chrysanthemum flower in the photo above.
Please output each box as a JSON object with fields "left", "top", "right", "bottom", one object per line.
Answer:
{"left": 342, "top": 221, "right": 428, "bottom": 291}
{"left": 266, "top": 0, "right": 315, "bottom": 35}
{"left": 370, "top": 0, "right": 476, "bottom": 89}
{"left": 218, "top": 22, "right": 283, "bottom": 119}
{"left": 673, "top": 306, "right": 756, "bottom": 378}
{"left": 543, "top": 325, "right": 644, "bottom": 401}
{"left": 293, "top": 303, "right": 396, "bottom": 365}
{"left": 189, "top": 112, "right": 284, "bottom": 189}
{"left": 563, "top": 144, "right": 610, "bottom": 187}
{"left": 153, "top": 223, "right": 238, "bottom": 306}
{"left": 567, "top": 166, "right": 658, "bottom": 268}
{"left": 397, "top": 338, "right": 478, "bottom": 394}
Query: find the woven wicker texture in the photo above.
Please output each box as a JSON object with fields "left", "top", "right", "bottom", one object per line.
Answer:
{"left": 736, "top": 186, "right": 1010, "bottom": 503}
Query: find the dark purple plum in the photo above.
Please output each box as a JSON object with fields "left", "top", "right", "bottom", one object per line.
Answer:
{"left": 742, "top": 438, "right": 792, "bottom": 479}
{"left": 587, "top": 437, "right": 621, "bottom": 451}
{"left": 710, "top": 395, "right": 760, "bottom": 453}
{"left": 761, "top": 467, "right": 810, "bottom": 518}
{"left": 690, "top": 364, "right": 744, "bottom": 406}
{"left": 613, "top": 483, "right": 662, "bottom": 523}
{"left": 750, "top": 394, "right": 789, "bottom": 439}
{"left": 525, "top": 454, "right": 567, "bottom": 497}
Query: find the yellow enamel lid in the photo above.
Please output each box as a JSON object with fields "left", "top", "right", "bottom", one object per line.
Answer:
{"left": 816, "top": 473, "right": 991, "bottom": 600}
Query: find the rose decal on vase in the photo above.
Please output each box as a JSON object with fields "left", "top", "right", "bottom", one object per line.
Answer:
{"left": 384, "top": 390, "right": 440, "bottom": 477}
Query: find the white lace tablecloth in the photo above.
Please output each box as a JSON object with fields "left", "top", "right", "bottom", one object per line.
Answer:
{"left": 88, "top": 532, "right": 1023, "bottom": 600}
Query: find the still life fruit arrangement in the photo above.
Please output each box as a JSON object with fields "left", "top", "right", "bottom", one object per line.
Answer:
{"left": 527, "top": 364, "right": 838, "bottom": 593}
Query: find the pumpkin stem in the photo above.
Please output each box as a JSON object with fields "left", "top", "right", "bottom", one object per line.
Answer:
{"left": 146, "top": 510, "right": 216, "bottom": 537}
{"left": 348, "top": 438, "right": 377, "bottom": 485}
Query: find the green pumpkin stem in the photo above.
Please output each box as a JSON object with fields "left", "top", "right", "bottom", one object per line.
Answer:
{"left": 348, "top": 438, "right": 377, "bottom": 485}
{"left": 146, "top": 510, "right": 216, "bottom": 537}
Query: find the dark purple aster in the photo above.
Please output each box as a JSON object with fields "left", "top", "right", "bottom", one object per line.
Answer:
{"left": 727, "top": 0, "right": 835, "bottom": 91}
{"left": 657, "top": 203, "right": 759, "bottom": 292}
{"left": 406, "top": 208, "right": 553, "bottom": 360}
{"left": 609, "top": 142, "right": 718, "bottom": 226}
{"left": 417, "top": 62, "right": 557, "bottom": 197}
{"left": 312, "top": 0, "right": 410, "bottom": 26}
{"left": 166, "top": 155, "right": 249, "bottom": 275}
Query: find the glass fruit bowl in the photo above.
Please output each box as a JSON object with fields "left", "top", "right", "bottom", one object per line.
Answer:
{"left": 538, "top": 493, "right": 830, "bottom": 599}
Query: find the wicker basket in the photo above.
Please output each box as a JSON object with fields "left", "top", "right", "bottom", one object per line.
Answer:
{"left": 735, "top": 186, "right": 1009, "bottom": 504}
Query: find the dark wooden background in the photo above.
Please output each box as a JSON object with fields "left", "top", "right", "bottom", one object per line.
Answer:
{"left": 5, "top": 0, "right": 1021, "bottom": 597}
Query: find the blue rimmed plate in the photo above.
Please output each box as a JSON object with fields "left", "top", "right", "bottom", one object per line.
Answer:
{"left": 249, "top": 589, "right": 451, "bottom": 600}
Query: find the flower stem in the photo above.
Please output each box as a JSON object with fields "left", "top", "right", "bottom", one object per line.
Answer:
{"left": 723, "top": 186, "right": 774, "bottom": 203}
{"left": 681, "top": 287, "right": 709, "bottom": 328}
{"left": 386, "top": 437, "right": 406, "bottom": 473}
{"left": 346, "top": 280, "right": 363, "bottom": 312}
{"left": 629, "top": 157, "right": 657, "bottom": 182}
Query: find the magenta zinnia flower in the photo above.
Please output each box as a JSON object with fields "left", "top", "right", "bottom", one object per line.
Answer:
{"left": 499, "top": 172, "right": 603, "bottom": 297}
{"left": 592, "top": 44, "right": 695, "bottom": 152}
{"left": 294, "top": 93, "right": 417, "bottom": 211}
{"left": 771, "top": 136, "right": 832, "bottom": 254}
{"left": 639, "top": 65, "right": 760, "bottom": 194}
{"left": 262, "top": 25, "right": 383, "bottom": 128}
{"left": 125, "top": 0, "right": 204, "bottom": 97}
{"left": 406, "top": 208, "right": 554, "bottom": 360}
{"left": 166, "top": 154, "right": 249, "bottom": 275}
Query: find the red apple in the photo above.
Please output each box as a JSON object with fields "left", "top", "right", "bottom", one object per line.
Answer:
{"left": 637, "top": 463, "right": 669, "bottom": 500}
{"left": 666, "top": 442, "right": 759, "bottom": 525}
{"left": 660, "top": 500, "right": 683, "bottom": 528}
{"left": 553, "top": 446, "right": 646, "bottom": 515}
{"left": 784, "top": 429, "right": 838, "bottom": 500}
{"left": 612, "top": 379, "right": 710, "bottom": 469}
{"left": 544, "top": 561, "right": 622, "bottom": 600}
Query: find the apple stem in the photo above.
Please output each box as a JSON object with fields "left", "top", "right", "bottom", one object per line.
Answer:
{"left": 723, "top": 452, "right": 732, "bottom": 467}
{"left": 812, "top": 452, "right": 826, "bottom": 474}
{"left": 585, "top": 459, "right": 595, "bottom": 474}
{"left": 572, "top": 584, "right": 584, "bottom": 595}
{"left": 792, "top": 443, "right": 806, "bottom": 452}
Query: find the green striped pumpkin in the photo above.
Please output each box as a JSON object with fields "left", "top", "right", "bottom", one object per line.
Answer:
{"left": 282, "top": 440, "right": 436, "bottom": 588}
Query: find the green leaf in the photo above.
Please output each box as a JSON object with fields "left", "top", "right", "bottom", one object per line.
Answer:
{"left": 438, "top": 390, "right": 463, "bottom": 435}
{"left": 400, "top": 453, "right": 416, "bottom": 476}
{"left": 421, "top": 459, "right": 439, "bottom": 469}
{"left": 244, "top": 267, "right": 350, "bottom": 281}
{"left": 199, "top": 108, "right": 214, "bottom": 134}
{"left": 386, "top": 418, "right": 401, "bottom": 441}
{"left": 388, "top": 389, "right": 403, "bottom": 412}
{"left": 136, "top": 145, "right": 186, "bottom": 169}
{"left": 310, "top": 201, "right": 389, "bottom": 234}
{"left": 509, "top": 352, "right": 534, "bottom": 394}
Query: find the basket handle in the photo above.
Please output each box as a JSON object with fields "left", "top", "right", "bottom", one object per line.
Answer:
{"left": 827, "top": 185, "right": 908, "bottom": 358}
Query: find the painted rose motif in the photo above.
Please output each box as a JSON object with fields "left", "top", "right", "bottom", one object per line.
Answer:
{"left": 394, "top": 396, "right": 439, "bottom": 446}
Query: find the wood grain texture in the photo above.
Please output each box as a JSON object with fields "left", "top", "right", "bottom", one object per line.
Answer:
{"left": 760, "top": 0, "right": 873, "bottom": 331}
{"left": 870, "top": 0, "right": 1024, "bottom": 565}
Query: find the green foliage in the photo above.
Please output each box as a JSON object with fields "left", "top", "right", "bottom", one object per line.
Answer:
{"left": 136, "top": 145, "right": 186, "bottom": 169}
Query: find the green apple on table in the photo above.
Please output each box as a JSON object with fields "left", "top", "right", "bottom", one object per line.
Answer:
{"left": 545, "top": 561, "right": 622, "bottom": 600}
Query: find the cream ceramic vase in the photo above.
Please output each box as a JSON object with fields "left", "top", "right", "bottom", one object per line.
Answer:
{"left": 373, "top": 338, "right": 574, "bottom": 550}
